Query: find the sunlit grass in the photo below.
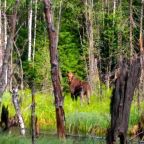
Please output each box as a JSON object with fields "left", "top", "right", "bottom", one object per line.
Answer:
{"left": 1, "top": 86, "right": 142, "bottom": 136}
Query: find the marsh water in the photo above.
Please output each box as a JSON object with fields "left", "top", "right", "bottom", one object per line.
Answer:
{"left": 0, "top": 128, "right": 142, "bottom": 144}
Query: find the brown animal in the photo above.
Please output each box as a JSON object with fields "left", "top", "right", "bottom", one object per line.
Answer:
{"left": 67, "top": 72, "right": 91, "bottom": 104}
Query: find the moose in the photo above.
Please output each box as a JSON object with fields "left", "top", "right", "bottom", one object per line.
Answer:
{"left": 67, "top": 72, "right": 91, "bottom": 104}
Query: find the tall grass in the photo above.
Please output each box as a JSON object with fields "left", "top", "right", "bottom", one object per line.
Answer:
{"left": 1, "top": 86, "right": 142, "bottom": 136}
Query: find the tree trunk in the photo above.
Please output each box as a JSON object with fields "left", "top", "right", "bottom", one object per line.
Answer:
{"left": 12, "top": 87, "right": 25, "bottom": 135}
{"left": 4, "top": 0, "right": 8, "bottom": 86}
{"left": 56, "top": 0, "right": 62, "bottom": 50}
{"left": 106, "top": 56, "right": 141, "bottom": 144}
{"left": 31, "top": 83, "right": 35, "bottom": 144}
{"left": 28, "top": 0, "right": 33, "bottom": 61}
{"left": 85, "top": 0, "right": 99, "bottom": 92}
{"left": 43, "top": 0, "right": 65, "bottom": 139}
{"left": 33, "top": 0, "right": 37, "bottom": 63}
{"left": 138, "top": 0, "right": 144, "bottom": 111}
{"left": 0, "top": 0, "right": 2, "bottom": 74}
{"left": 0, "top": 0, "right": 19, "bottom": 105}
{"left": 129, "top": 0, "right": 133, "bottom": 56}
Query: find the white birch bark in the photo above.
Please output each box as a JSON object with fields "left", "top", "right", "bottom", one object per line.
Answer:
{"left": 4, "top": 0, "right": 8, "bottom": 85}
{"left": 12, "top": 87, "right": 25, "bottom": 135}
{"left": 33, "top": 0, "right": 37, "bottom": 62}
{"left": 28, "top": 0, "right": 33, "bottom": 61}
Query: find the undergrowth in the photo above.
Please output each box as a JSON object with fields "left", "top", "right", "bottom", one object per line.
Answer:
{"left": 1, "top": 85, "right": 141, "bottom": 136}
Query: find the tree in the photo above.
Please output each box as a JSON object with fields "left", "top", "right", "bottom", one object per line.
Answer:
{"left": 138, "top": 0, "right": 144, "bottom": 111}
{"left": 28, "top": 0, "right": 33, "bottom": 61}
{"left": 129, "top": 0, "right": 133, "bottom": 56}
{"left": 33, "top": 0, "right": 38, "bottom": 63}
{"left": 12, "top": 87, "right": 25, "bottom": 135}
{"left": 0, "top": 0, "right": 2, "bottom": 74}
{"left": 85, "top": 0, "right": 99, "bottom": 92}
{"left": 43, "top": 0, "right": 65, "bottom": 139}
{"left": 107, "top": 56, "right": 141, "bottom": 144}
{"left": 0, "top": 0, "right": 20, "bottom": 104}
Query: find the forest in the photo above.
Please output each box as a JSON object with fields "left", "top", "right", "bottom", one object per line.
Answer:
{"left": 0, "top": 0, "right": 144, "bottom": 144}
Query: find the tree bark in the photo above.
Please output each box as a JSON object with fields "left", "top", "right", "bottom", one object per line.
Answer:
{"left": 129, "top": 0, "right": 133, "bottom": 56}
{"left": 106, "top": 56, "right": 141, "bottom": 144}
{"left": 33, "top": 0, "right": 37, "bottom": 63}
{"left": 138, "top": 0, "right": 144, "bottom": 111}
{"left": 31, "top": 83, "right": 35, "bottom": 144}
{"left": 28, "top": 0, "right": 33, "bottom": 61}
{"left": 0, "top": 0, "right": 19, "bottom": 105}
{"left": 0, "top": 0, "right": 2, "bottom": 74}
{"left": 56, "top": 0, "right": 62, "bottom": 50}
{"left": 12, "top": 87, "right": 25, "bottom": 135}
{"left": 85, "top": 0, "right": 99, "bottom": 92}
{"left": 43, "top": 0, "right": 65, "bottom": 139}
{"left": 4, "top": 0, "right": 8, "bottom": 86}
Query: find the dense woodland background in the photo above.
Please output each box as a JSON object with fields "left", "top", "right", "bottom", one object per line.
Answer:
{"left": 0, "top": 0, "right": 144, "bottom": 143}
{"left": 0, "top": 0, "right": 143, "bottom": 91}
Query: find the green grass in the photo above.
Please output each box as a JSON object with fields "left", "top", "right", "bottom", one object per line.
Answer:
{"left": 1, "top": 87, "right": 142, "bottom": 136}
{"left": 0, "top": 134, "right": 106, "bottom": 144}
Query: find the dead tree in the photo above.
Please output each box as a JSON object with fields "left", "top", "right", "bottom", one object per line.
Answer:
{"left": 43, "top": 0, "right": 65, "bottom": 139}
{"left": 30, "top": 82, "right": 36, "bottom": 144}
{"left": 12, "top": 87, "right": 25, "bottom": 135}
{"left": 107, "top": 56, "right": 141, "bottom": 144}
{"left": 0, "top": 0, "right": 19, "bottom": 104}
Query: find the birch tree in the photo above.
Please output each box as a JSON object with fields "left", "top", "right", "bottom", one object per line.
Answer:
{"left": 33, "top": 0, "right": 37, "bottom": 63}
{"left": 28, "top": 0, "right": 33, "bottom": 61}
{"left": 12, "top": 87, "right": 25, "bottom": 135}
{"left": 0, "top": 0, "right": 19, "bottom": 104}
{"left": 4, "top": 0, "right": 7, "bottom": 85}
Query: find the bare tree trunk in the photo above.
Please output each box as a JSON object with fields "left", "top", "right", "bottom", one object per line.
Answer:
{"left": 56, "top": 0, "right": 62, "bottom": 50}
{"left": 138, "top": 0, "right": 144, "bottom": 111}
{"left": 28, "top": 0, "right": 33, "bottom": 61}
{"left": 85, "top": 0, "right": 99, "bottom": 92}
{"left": 113, "top": 0, "right": 116, "bottom": 14}
{"left": 113, "top": 0, "right": 116, "bottom": 25}
{"left": 13, "top": 42, "right": 24, "bottom": 90}
{"left": 31, "top": 83, "right": 35, "bottom": 144}
{"left": 0, "top": 0, "right": 2, "bottom": 74}
{"left": 12, "top": 87, "right": 25, "bottom": 135}
{"left": 0, "top": 0, "right": 19, "bottom": 105}
{"left": 33, "top": 0, "right": 37, "bottom": 63}
{"left": 55, "top": 0, "right": 63, "bottom": 83}
{"left": 106, "top": 57, "right": 141, "bottom": 144}
{"left": 4, "top": 0, "right": 8, "bottom": 86}
{"left": 139, "top": 0, "right": 144, "bottom": 53}
{"left": 130, "top": 0, "right": 133, "bottom": 56}
{"left": 43, "top": 0, "right": 65, "bottom": 139}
